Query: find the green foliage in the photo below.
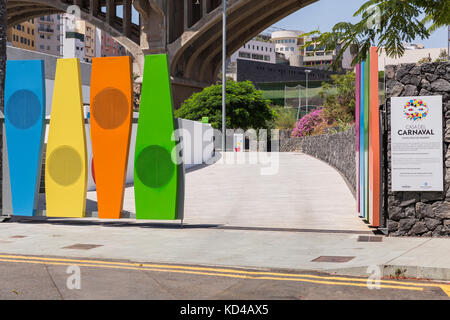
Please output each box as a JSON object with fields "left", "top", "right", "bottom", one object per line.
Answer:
{"left": 435, "top": 49, "right": 449, "bottom": 62}
{"left": 272, "top": 107, "right": 298, "bottom": 129}
{"left": 319, "top": 72, "right": 356, "bottom": 126}
{"left": 418, "top": 56, "right": 432, "bottom": 64}
{"left": 300, "top": 0, "right": 450, "bottom": 69}
{"left": 175, "top": 80, "right": 276, "bottom": 130}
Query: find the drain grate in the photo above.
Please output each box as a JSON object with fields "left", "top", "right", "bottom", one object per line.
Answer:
{"left": 357, "top": 236, "right": 383, "bottom": 242}
{"left": 62, "top": 244, "right": 103, "bottom": 250}
{"left": 312, "top": 256, "right": 355, "bottom": 263}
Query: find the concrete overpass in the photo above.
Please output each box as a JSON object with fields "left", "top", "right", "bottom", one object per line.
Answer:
{"left": 2, "top": 0, "right": 317, "bottom": 107}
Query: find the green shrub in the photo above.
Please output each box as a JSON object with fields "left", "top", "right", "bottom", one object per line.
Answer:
{"left": 175, "top": 80, "right": 276, "bottom": 130}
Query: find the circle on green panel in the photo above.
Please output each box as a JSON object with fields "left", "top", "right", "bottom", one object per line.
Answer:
{"left": 136, "top": 145, "right": 174, "bottom": 188}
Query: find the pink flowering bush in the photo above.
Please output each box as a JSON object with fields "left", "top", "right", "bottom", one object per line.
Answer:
{"left": 291, "top": 109, "right": 325, "bottom": 138}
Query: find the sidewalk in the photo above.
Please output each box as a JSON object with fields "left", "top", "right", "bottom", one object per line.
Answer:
{"left": 0, "top": 152, "right": 448, "bottom": 281}
{"left": 0, "top": 219, "right": 449, "bottom": 281}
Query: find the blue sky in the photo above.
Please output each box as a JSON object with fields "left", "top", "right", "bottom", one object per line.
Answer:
{"left": 121, "top": 0, "right": 447, "bottom": 48}
{"left": 268, "top": 0, "right": 448, "bottom": 49}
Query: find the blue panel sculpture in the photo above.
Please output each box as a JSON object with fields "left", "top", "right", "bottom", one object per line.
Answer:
{"left": 5, "top": 60, "right": 46, "bottom": 216}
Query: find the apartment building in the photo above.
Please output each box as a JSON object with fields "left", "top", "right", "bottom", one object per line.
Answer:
{"left": 101, "top": 31, "right": 126, "bottom": 57}
{"left": 35, "top": 14, "right": 63, "bottom": 56}
{"left": 7, "top": 20, "right": 36, "bottom": 51}
{"left": 8, "top": 13, "right": 127, "bottom": 62}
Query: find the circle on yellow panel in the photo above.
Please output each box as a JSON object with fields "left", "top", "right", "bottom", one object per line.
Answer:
{"left": 48, "top": 146, "right": 83, "bottom": 186}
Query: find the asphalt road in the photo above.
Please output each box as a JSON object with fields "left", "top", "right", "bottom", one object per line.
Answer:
{"left": 0, "top": 254, "right": 448, "bottom": 300}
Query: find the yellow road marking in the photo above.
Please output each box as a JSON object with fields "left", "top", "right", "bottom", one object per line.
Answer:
{"left": 0, "top": 253, "right": 447, "bottom": 289}
{"left": 0, "top": 257, "right": 425, "bottom": 292}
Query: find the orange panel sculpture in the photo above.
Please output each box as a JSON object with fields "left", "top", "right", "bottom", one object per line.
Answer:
{"left": 90, "top": 57, "right": 133, "bottom": 219}
{"left": 368, "top": 46, "right": 380, "bottom": 227}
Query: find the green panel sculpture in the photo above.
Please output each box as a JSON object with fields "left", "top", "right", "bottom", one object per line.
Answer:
{"left": 134, "top": 54, "right": 184, "bottom": 220}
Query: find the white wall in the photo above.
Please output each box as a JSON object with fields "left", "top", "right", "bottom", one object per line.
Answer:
{"left": 230, "top": 39, "right": 276, "bottom": 64}
{"left": 378, "top": 48, "right": 447, "bottom": 71}
{"left": 44, "top": 115, "right": 214, "bottom": 191}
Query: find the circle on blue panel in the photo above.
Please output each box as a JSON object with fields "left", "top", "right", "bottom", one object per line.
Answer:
{"left": 6, "top": 90, "right": 41, "bottom": 130}
{"left": 136, "top": 145, "right": 174, "bottom": 188}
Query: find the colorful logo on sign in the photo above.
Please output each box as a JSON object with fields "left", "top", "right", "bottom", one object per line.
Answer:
{"left": 404, "top": 99, "right": 429, "bottom": 121}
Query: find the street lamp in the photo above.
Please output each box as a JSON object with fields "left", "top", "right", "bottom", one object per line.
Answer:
{"left": 305, "top": 69, "right": 311, "bottom": 115}
{"left": 222, "top": 0, "right": 227, "bottom": 152}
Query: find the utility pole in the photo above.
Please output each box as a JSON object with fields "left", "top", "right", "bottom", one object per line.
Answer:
{"left": 305, "top": 69, "right": 311, "bottom": 115}
{"left": 222, "top": 0, "right": 227, "bottom": 152}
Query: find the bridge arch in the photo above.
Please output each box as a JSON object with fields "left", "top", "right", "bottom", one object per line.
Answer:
{"left": 7, "top": 0, "right": 141, "bottom": 64}
{"left": 169, "top": 0, "right": 317, "bottom": 106}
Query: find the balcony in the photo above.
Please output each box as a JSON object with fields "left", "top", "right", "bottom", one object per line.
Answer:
{"left": 38, "top": 27, "right": 54, "bottom": 34}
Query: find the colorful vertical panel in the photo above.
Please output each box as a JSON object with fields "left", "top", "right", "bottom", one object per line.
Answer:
{"left": 90, "top": 57, "right": 133, "bottom": 219}
{"left": 134, "top": 54, "right": 182, "bottom": 220}
{"left": 4, "top": 60, "right": 46, "bottom": 216}
{"left": 46, "top": 58, "right": 87, "bottom": 218}
{"left": 355, "top": 64, "right": 361, "bottom": 214}
{"left": 364, "top": 55, "right": 370, "bottom": 222}
{"left": 359, "top": 61, "right": 365, "bottom": 218}
{"left": 369, "top": 47, "right": 381, "bottom": 227}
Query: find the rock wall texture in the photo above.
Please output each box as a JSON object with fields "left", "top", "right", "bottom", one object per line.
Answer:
{"left": 385, "top": 62, "right": 450, "bottom": 237}
{"left": 280, "top": 127, "right": 356, "bottom": 196}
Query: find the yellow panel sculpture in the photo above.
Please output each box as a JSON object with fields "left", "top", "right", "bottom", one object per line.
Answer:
{"left": 45, "top": 58, "right": 87, "bottom": 217}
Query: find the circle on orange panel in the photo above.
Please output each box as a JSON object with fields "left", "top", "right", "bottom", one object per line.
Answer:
{"left": 92, "top": 87, "right": 129, "bottom": 129}
{"left": 135, "top": 145, "right": 174, "bottom": 188}
{"left": 6, "top": 90, "right": 41, "bottom": 129}
{"left": 48, "top": 146, "right": 82, "bottom": 186}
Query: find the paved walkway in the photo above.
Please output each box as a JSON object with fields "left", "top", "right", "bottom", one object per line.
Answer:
{"left": 90, "top": 152, "right": 368, "bottom": 232}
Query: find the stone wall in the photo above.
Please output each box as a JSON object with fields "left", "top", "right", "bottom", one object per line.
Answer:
{"left": 385, "top": 62, "right": 450, "bottom": 237}
{"left": 280, "top": 127, "right": 356, "bottom": 196}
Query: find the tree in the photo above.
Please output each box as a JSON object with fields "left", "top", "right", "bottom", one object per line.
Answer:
{"left": 175, "top": 80, "right": 276, "bottom": 130}
{"left": 319, "top": 71, "right": 356, "bottom": 126}
{"left": 302, "top": 0, "right": 450, "bottom": 69}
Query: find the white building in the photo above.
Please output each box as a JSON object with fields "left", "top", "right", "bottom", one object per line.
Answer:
{"left": 271, "top": 30, "right": 304, "bottom": 60}
{"left": 230, "top": 38, "right": 276, "bottom": 64}
{"left": 62, "top": 14, "right": 85, "bottom": 59}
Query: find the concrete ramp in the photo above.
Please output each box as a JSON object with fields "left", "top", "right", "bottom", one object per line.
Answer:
{"left": 101, "top": 152, "right": 369, "bottom": 232}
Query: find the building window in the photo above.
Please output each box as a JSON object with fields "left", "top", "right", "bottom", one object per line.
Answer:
{"left": 251, "top": 53, "right": 264, "bottom": 60}
{"left": 238, "top": 51, "right": 251, "bottom": 59}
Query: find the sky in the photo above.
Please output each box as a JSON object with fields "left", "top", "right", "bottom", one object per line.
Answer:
{"left": 267, "top": 0, "right": 448, "bottom": 49}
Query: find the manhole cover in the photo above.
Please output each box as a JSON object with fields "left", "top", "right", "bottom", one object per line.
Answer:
{"left": 357, "top": 236, "right": 383, "bottom": 242}
{"left": 312, "top": 256, "right": 355, "bottom": 263}
{"left": 62, "top": 244, "right": 103, "bottom": 250}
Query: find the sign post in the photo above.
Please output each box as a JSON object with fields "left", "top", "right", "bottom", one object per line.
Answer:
{"left": 391, "top": 96, "right": 443, "bottom": 192}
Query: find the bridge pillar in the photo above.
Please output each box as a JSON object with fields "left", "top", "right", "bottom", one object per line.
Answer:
{"left": 133, "top": 0, "right": 167, "bottom": 74}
